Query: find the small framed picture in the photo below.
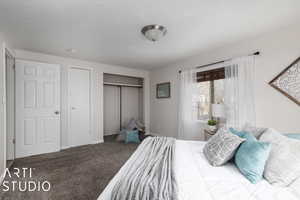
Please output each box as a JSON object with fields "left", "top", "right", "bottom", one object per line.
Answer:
{"left": 156, "top": 82, "right": 171, "bottom": 98}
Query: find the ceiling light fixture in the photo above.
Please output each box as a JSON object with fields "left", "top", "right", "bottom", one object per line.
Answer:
{"left": 141, "top": 25, "right": 167, "bottom": 42}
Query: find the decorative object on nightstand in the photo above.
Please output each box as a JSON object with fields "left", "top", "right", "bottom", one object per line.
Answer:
{"left": 207, "top": 119, "right": 217, "bottom": 131}
{"left": 204, "top": 129, "right": 217, "bottom": 141}
{"left": 212, "top": 103, "right": 225, "bottom": 128}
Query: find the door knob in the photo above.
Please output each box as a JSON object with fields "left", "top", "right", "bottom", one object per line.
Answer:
{"left": 54, "top": 111, "right": 60, "bottom": 115}
{"left": 71, "top": 107, "right": 76, "bottom": 110}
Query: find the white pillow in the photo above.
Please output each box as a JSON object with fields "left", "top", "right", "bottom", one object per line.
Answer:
{"left": 289, "top": 178, "right": 300, "bottom": 199}
{"left": 260, "top": 128, "right": 300, "bottom": 186}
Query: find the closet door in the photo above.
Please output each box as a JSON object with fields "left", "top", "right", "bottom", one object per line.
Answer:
{"left": 121, "top": 87, "right": 141, "bottom": 127}
{"left": 68, "top": 67, "right": 92, "bottom": 147}
{"left": 104, "top": 85, "right": 120, "bottom": 135}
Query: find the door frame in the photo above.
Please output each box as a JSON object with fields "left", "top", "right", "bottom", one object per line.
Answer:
{"left": 5, "top": 49, "right": 15, "bottom": 162}
{"left": 67, "top": 66, "right": 94, "bottom": 148}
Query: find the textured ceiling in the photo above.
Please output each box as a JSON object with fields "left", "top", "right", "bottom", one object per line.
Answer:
{"left": 1, "top": 0, "right": 300, "bottom": 69}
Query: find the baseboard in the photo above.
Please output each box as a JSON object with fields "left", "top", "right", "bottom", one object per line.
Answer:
{"left": 61, "top": 140, "right": 103, "bottom": 150}
{"left": 61, "top": 145, "right": 71, "bottom": 150}
{"left": 91, "top": 140, "right": 103, "bottom": 144}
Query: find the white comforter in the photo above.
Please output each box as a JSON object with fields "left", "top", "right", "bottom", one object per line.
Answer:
{"left": 99, "top": 140, "right": 299, "bottom": 200}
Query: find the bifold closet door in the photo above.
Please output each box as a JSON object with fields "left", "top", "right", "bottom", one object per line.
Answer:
{"left": 121, "top": 87, "right": 142, "bottom": 126}
{"left": 104, "top": 85, "right": 120, "bottom": 135}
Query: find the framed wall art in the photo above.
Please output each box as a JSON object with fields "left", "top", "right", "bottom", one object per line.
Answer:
{"left": 156, "top": 82, "right": 171, "bottom": 98}
{"left": 269, "top": 57, "right": 300, "bottom": 106}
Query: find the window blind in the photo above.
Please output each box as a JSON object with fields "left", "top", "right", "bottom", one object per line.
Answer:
{"left": 196, "top": 68, "right": 225, "bottom": 82}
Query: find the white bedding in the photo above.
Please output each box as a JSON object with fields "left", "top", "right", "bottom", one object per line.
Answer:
{"left": 99, "top": 140, "right": 299, "bottom": 200}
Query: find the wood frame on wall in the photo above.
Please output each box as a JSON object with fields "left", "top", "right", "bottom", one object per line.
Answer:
{"left": 156, "top": 82, "right": 171, "bottom": 98}
{"left": 269, "top": 56, "right": 300, "bottom": 106}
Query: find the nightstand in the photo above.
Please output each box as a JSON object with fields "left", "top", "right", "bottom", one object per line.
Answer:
{"left": 204, "top": 129, "right": 217, "bottom": 141}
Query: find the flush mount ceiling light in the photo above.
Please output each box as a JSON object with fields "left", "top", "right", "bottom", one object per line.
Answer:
{"left": 141, "top": 25, "right": 167, "bottom": 42}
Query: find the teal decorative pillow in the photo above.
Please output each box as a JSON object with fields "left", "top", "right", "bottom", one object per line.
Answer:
{"left": 242, "top": 123, "right": 267, "bottom": 139}
{"left": 229, "top": 127, "right": 246, "bottom": 137}
{"left": 125, "top": 130, "right": 140, "bottom": 144}
{"left": 231, "top": 129, "right": 271, "bottom": 184}
{"left": 285, "top": 133, "right": 300, "bottom": 140}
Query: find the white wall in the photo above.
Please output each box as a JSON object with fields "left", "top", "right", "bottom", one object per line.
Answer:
{"left": 0, "top": 33, "right": 6, "bottom": 183}
{"left": 15, "top": 49, "right": 150, "bottom": 149}
{"left": 150, "top": 25, "right": 300, "bottom": 138}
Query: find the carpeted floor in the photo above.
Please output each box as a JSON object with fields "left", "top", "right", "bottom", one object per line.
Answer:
{"left": 0, "top": 135, "right": 138, "bottom": 200}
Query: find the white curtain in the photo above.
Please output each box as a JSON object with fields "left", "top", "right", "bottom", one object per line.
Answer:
{"left": 178, "top": 69, "right": 204, "bottom": 140}
{"left": 224, "top": 56, "right": 256, "bottom": 129}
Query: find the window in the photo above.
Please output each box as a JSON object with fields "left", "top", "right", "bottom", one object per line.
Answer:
{"left": 194, "top": 68, "right": 225, "bottom": 121}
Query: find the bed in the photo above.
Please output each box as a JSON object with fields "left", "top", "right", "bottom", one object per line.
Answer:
{"left": 99, "top": 139, "right": 299, "bottom": 200}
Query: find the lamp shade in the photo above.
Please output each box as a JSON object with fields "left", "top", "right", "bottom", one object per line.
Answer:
{"left": 212, "top": 104, "right": 225, "bottom": 118}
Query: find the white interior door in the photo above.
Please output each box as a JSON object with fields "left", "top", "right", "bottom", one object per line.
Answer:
{"left": 68, "top": 67, "right": 92, "bottom": 147}
{"left": 15, "top": 60, "right": 60, "bottom": 158}
{"left": 104, "top": 85, "right": 120, "bottom": 135}
{"left": 121, "top": 87, "right": 142, "bottom": 126}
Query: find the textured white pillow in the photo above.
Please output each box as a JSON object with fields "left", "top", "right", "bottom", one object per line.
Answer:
{"left": 203, "top": 127, "right": 245, "bottom": 166}
{"left": 260, "top": 128, "right": 300, "bottom": 186}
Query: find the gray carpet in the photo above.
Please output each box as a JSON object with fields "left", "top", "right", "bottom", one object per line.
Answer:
{"left": 0, "top": 135, "right": 138, "bottom": 200}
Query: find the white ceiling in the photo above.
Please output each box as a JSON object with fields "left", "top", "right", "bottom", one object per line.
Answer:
{"left": 1, "top": 0, "right": 300, "bottom": 69}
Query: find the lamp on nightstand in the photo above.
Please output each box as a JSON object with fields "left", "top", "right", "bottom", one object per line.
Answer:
{"left": 212, "top": 103, "right": 225, "bottom": 128}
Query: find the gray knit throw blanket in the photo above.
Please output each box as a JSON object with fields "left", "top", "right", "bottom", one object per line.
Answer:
{"left": 111, "top": 137, "right": 178, "bottom": 200}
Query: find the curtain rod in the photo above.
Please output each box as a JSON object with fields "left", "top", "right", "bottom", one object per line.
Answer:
{"left": 178, "top": 51, "right": 260, "bottom": 73}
